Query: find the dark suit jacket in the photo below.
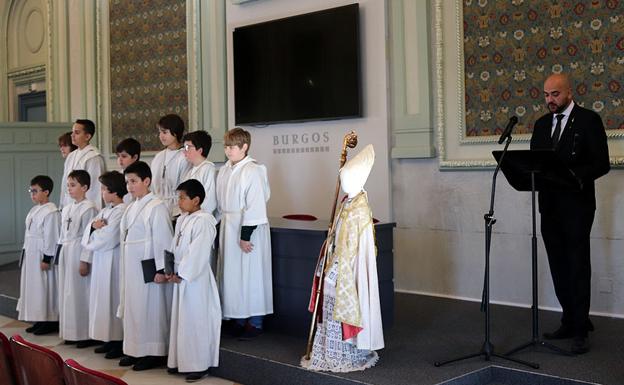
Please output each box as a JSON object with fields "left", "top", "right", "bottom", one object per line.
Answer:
{"left": 530, "top": 103, "right": 610, "bottom": 214}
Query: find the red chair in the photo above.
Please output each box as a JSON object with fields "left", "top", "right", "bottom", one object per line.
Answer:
{"left": 282, "top": 214, "right": 318, "bottom": 221}
{"left": 10, "top": 334, "right": 64, "bottom": 385}
{"left": 0, "top": 332, "right": 18, "bottom": 385}
{"left": 64, "top": 359, "right": 128, "bottom": 385}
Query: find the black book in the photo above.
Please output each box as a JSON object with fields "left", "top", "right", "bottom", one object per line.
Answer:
{"left": 164, "top": 250, "right": 175, "bottom": 276}
{"left": 18, "top": 249, "right": 25, "bottom": 268}
{"left": 54, "top": 244, "right": 62, "bottom": 265}
{"left": 141, "top": 258, "right": 157, "bottom": 283}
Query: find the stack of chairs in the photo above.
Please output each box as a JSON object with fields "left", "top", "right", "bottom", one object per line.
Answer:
{"left": 0, "top": 332, "right": 18, "bottom": 385}
{"left": 64, "top": 359, "right": 128, "bottom": 385}
{"left": 2, "top": 331, "right": 127, "bottom": 385}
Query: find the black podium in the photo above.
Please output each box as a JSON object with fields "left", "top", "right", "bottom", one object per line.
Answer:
{"left": 492, "top": 149, "right": 579, "bottom": 358}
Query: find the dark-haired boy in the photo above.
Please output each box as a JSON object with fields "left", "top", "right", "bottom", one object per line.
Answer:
{"left": 151, "top": 114, "right": 190, "bottom": 219}
{"left": 81, "top": 171, "right": 127, "bottom": 359}
{"left": 167, "top": 179, "right": 221, "bottom": 382}
{"left": 182, "top": 130, "right": 217, "bottom": 216}
{"left": 116, "top": 138, "right": 141, "bottom": 170}
{"left": 61, "top": 119, "right": 106, "bottom": 209}
{"left": 18, "top": 175, "right": 61, "bottom": 335}
{"left": 116, "top": 137, "right": 142, "bottom": 204}
{"left": 58, "top": 170, "right": 98, "bottom": 346}
{"left": 118, "top": 161, "right": 173, "bottom": 371}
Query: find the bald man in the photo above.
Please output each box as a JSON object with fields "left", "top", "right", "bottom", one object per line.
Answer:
{"left": 530, "top": 73, "right": 610, "bottom": 354}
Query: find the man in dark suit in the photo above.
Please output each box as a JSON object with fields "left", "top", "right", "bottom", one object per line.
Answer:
{"left": 531, "top": 73, "right": 610, "bottom": 354}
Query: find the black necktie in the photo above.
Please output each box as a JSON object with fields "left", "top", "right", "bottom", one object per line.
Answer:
{"left": 552, "top": 114, "right": 564, "bottom": 148}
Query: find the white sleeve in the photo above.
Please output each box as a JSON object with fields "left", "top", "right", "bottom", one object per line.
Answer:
{"left": 82, "top": 207, "right": 123, "bottom": 252}
{"left": 151, "top": 203, "right": 174, "bottom": 271}
{"left": 242, "top": 166, "right": 269, "bottom": 226}
{"left": 79, "top": 207, "right": 98, "bottom": 263}
{"left": 85, "top": 156, "right": 106, "bottom": 209}
{"left": 201, "top": 165, "right": 218, "bottom": 216}
{"left": 42, "top": 211, "right": 61, "bottom": 257}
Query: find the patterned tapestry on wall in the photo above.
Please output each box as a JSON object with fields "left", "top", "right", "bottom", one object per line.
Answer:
{"left": 463, "top": 0, "right": 624, "bottom": 138}
{"left": 109, "top": 0, "right": 188, "bottom": 151}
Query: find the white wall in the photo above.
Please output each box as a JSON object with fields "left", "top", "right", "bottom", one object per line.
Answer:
{"left": 393, "top": 157, "right": 624, "bottom": 317}
{"left": 225, "top": 0, "right": 392, "bottom": 222}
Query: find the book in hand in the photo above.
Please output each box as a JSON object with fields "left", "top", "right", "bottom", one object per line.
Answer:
{"left": 164, "top": 250, "right": 175, "bottom": 276}
{"left": 141, "top": 258, "right": 157, "bottom": 284}
{"left": 54, "top": 244, "right": 62, "bottom": 265}
{"left": 19, "top": 249, "right": 25, "bottom": 268}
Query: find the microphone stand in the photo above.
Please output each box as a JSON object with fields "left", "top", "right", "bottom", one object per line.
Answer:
{"left": 434, "top": 134, "right": 538, "bottom": 369}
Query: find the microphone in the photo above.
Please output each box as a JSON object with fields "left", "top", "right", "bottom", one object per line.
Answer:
{"left": 497, "top": 116, "right": 518, "bottom": 144}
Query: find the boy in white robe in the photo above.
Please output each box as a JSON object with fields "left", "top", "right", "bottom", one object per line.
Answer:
{"left": 301, "top": 144, "right": 384, "bottom": 372}
{"left": 81, "top": 171, "right": 127, "bottom": 359}
{"left": 18, "top": 175, "right": 61, "bottom": 335}
{"left": 115, "top": 138, "right": 141, "bottom": 204}
{"left": 216, "top": 128, "right": 272, "bottom": 340}
{"left": 166, "top": 179, "right": 221, "bottom": 382}
{"left": 61, "top": 119, "right": 106, "bottom": 209}
{"left": 181, "top": 130, "right": 217, "bottom": 216}
{"left": 58, "top": 170, "right": 98, "bottom": 347}
{"left": 118, "top": 161, "right": 173, "bottom": 371}
{"left": 150, "top": 114, "right": 190, "bottom": 220}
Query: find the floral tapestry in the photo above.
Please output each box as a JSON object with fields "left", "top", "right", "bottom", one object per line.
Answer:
{"left": 463, "top": 0, "right": 624, "bottom": 138}
{"left": 109, "top": 0, "right": 188, "bottom": 151}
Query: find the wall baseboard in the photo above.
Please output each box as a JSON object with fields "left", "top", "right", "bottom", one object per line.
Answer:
{"left": 395, "top": 289, "right": 624, "bottom": 320}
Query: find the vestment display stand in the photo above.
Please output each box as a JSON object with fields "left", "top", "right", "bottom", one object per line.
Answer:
{"left": 492, "top": 149, "right": 578, "bottom": 358}
{"left": 434, "top": 137, "right": 538, "bottom": 370}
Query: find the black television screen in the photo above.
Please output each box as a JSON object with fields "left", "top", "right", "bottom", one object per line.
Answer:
{"left": 233, "top": 4, "right": 361, "bottom": 125}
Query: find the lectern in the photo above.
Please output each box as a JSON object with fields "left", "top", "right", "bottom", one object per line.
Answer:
{"left": 493, "top": 149, "right": 579, "bottom": 358}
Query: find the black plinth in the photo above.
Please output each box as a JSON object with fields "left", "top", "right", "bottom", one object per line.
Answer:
{"left": 267, "top": 217, "right": 395, "bottom": 337}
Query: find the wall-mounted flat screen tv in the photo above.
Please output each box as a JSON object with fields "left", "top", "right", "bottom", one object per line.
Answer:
{"left": 233, "top": 4, "right": 361, "bottom": 125}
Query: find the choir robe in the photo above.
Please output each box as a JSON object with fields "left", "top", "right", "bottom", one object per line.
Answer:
{"left": 17, "top": 202, "right": 61, "bottom": 322}
{"left": 216, "top": 156, "right": 273, "bottom": 318}
{"left": 182, "top": 160, "right": 217, "bottom": 216}
{"left": 182, "top": 159, "right": 218, "bottom": 272}
{"left": 151, "top": 148, "right": 190, "bottom": 219}
{"left": 168, "top": 211, "right": 221, "bottom": 372}
{"left": 58, "top": 199, "right": 97, "bottom": 341}
{"left": 61, "top": 145, "right": 106, "bottom": 209}
{"left": 118, "top": 193, "right": 173, "bottom": 357}
{"left": 81, "top": 203, "right": 126, "bottom": 342}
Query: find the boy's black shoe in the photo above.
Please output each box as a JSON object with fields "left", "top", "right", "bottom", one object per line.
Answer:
{"left": 104, "top": 341, "right": 124, "bottom": 359}
{"left": 33, "top": 322, "right": 59, "bottom": 335}
{"left": 167, "top": 367, "right": 179, "bottom": 374}
{"left": 64, "top": 340, "right": 78, "bottom": 345}
{"left": 95, "top": 341, "right": 113, "bottom": 353}
{"left": 119, "top": 356, "right": 138, "bottom": 367}
{"left": 239, "top": 326, "right": 262, "bottom": 341}
{"left": 185, "top": 369, "right": 210, "bottom": 382}
{"left": 26, "top": 322, "right": 43, "bottom": 333}
{"left": 132, "top": 355, "right": 166, "bottom": 371}
{"left": 76, "top": 339, "right": 102, "bottom": 349}
{"left": 229, "top": 323, "right": 245, "bottom": 338}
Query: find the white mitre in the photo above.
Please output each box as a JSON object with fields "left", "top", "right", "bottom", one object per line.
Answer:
{"left": 340, "top": 144, "right": 375, "bottom": 198}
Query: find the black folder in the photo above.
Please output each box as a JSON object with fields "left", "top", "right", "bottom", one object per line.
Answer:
{"left": 141, "top": 258, "right": 157, "bottom": 283}
{"left": 164, "top": 250, "right": 175, "bottom": 275}
{"left": 54, "top": 244, "right": 62, "bottom": 265}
